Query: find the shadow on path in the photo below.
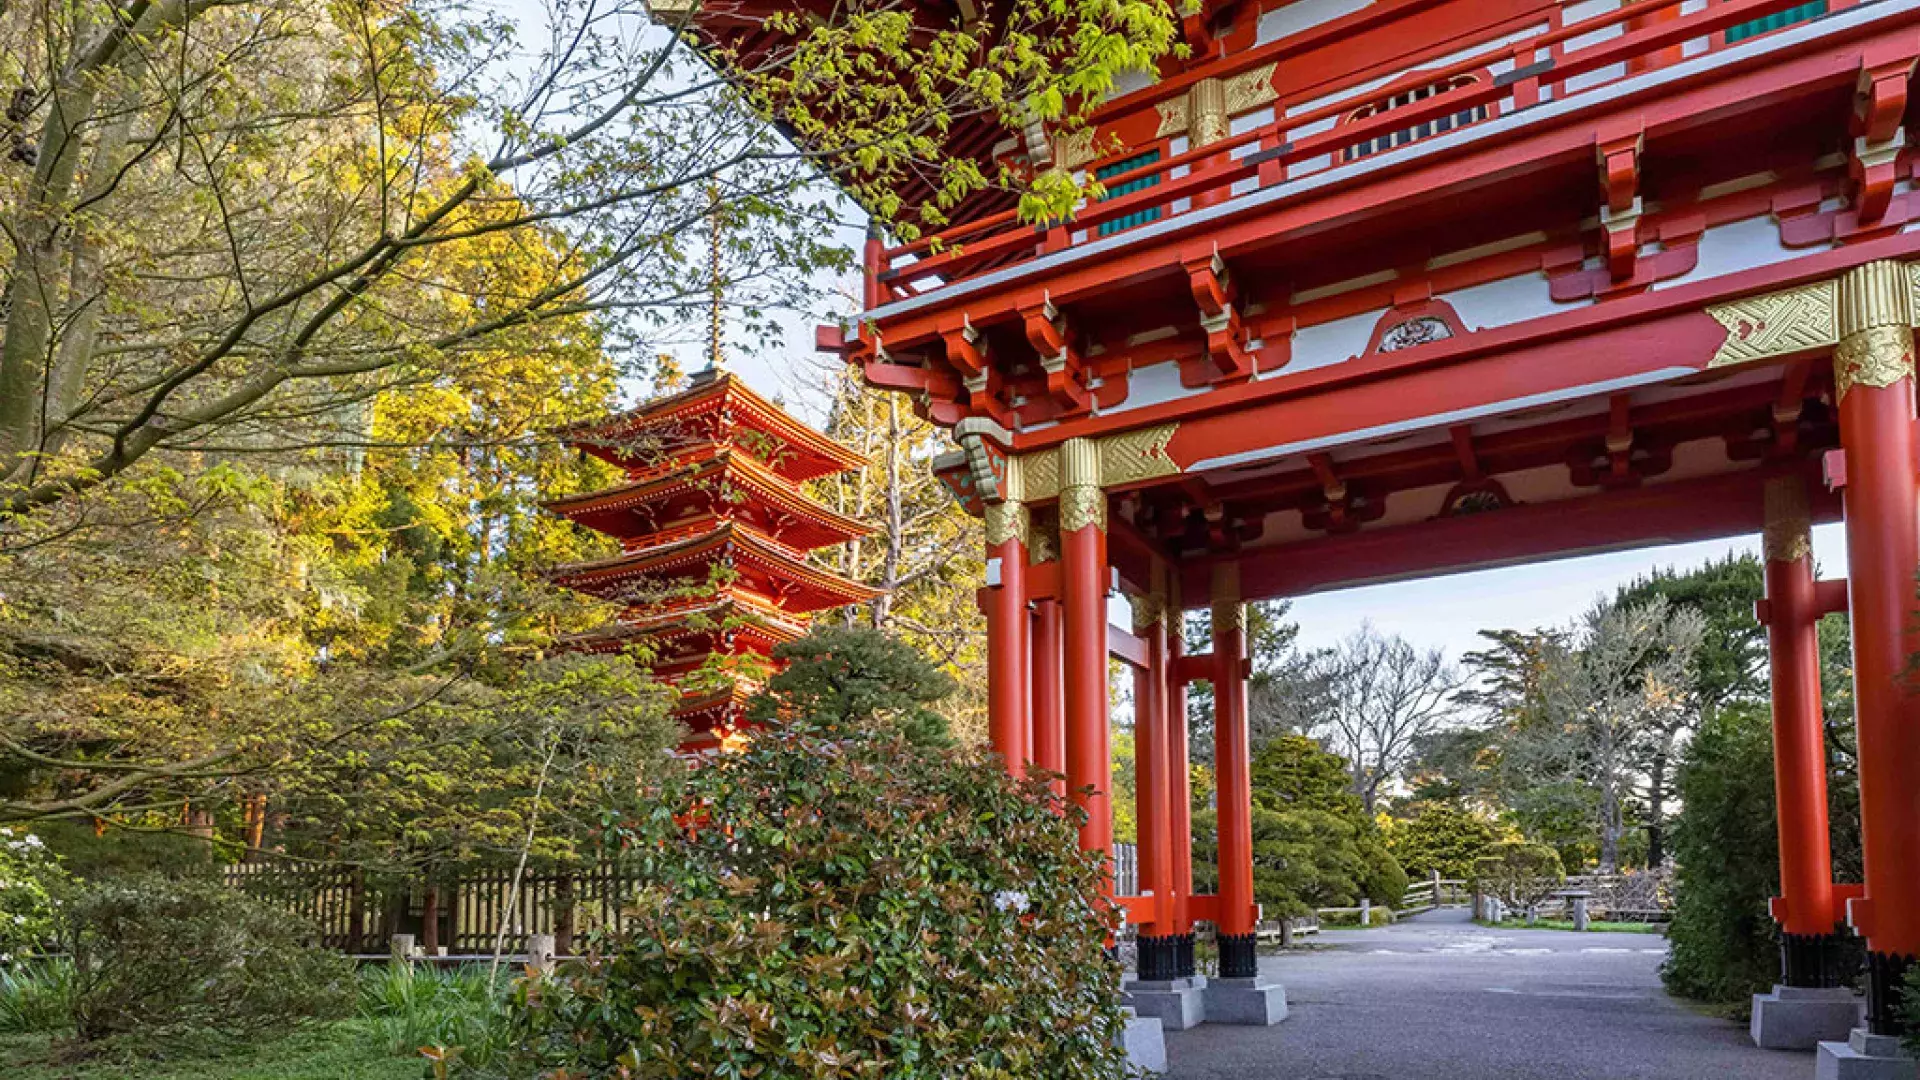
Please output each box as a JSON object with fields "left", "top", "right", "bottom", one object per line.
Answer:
{"left": 1165, "top": 909, "right": 1804, "bottom": 1080}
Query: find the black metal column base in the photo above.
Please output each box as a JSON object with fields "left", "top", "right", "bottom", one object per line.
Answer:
{"left": 1175, "top": 933, "right": 1196, "bottom": 979}
{"left": 1781, "top": 931, "right": 1849, "bottom": 989}
{"left": 1865, "top": 951, "right": 1916, "bottom": 1036}
{"left": 1137, "top": 933, "right": 1182, "bottom": 981}
{"left": 1219, "top": 932, "right": 1259, "bottom": 979}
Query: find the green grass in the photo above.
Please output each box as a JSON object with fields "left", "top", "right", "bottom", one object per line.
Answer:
{"left": 2, "top": 1025, "right": 424, "bottom": 1080}
{"left": 0, "top": 963, "right": 507, "bottom": 1079}
{"left": 1473, "top": 917, "right": 1665, "bottom": 934}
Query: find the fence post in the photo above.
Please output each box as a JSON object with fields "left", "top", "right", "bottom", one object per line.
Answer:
{"left": 390, "top": 933, "right": 415, "bottom": 966}
{"left": 527, "top": 933, "right": 556, "bottom": 975}
{"left": 1360, "top": 898, "right": 1371, "bottom": 926}
{"left": 422, "top": 885, "right": 440, "bottom": 954}
{"left": 1431, "top": 869, "right": 1442, "bottom": 905}
{"left": 555, "top": 875, "right": 576, "bottom": 956}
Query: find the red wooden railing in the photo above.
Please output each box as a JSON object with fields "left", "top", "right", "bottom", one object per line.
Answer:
{"left": 865, "top": 0, "right": 1866, "bottom": 304}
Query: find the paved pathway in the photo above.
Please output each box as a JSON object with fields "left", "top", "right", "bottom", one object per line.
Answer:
{"left": 1165, "top": 909, "right": 1809, "bottom": 1080}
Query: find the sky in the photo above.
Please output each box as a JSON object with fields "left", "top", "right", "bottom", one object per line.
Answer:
{"left": 1284, "top": 523, "right": 1848, "bottom": 661}
{"left": 477, "top": 0, "right": 1835, "bottom": 668}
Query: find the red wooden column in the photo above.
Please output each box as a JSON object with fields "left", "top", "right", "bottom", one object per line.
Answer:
{"left": 985, "top": 500, "right": 1031, "bottom": 775}
{"left": 1834, "top": 261, "right": 1920, "bottom": 1035}
{"left": 1031, "top": 596, "right": 1066, "bottom": 798}
{"left": 1060, "top": 438, "right": 1114, "bottom": 880}
{"left": 1133, "top": 564, "right": 1179, "bottom": 980}
{"left": 1168, "top": 579, "right": 1197, "bottom": 979}
{"left": 1211, "top": 562, "right": 1258, "bottom": 979}
{"left": 1760, "top": 475, "right": 1842, "bottom": 987}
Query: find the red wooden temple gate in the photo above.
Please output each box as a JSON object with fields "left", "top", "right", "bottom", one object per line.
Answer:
{"left": 673, "top": 0, "right": 1920, "bottom": 1063}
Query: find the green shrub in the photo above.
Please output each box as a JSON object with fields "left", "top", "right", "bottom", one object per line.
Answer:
{"left": 0, "top": 958, "right": 75, "bottom": 1034}
{"left": 1473, "top": 841, "right": 1564, "bottom": 914}
{"left": 488, "top": 715, "right": 1128, "bottom": 1080}
{"left": 1194, "top": 735, "right": 1408, "bottom": 918}
{"left": 1385, "top": 800, "right": 1503, "bottom": 881}
{"left": 747, "top": 626, "right": 957, "bottom": 745}
{"left": 1901, "top": 965, "right": 1920, "bottom": 1055}
{"left": 1661, "top": 704, "right": 1788, "bottom": 1002}
{"left": 56, "top": 874, "right": 354, "bottom": 1045}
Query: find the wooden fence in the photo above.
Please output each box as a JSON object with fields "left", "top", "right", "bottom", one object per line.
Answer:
{"left": 223, "top": 861, "right": 647, "bottom": 955}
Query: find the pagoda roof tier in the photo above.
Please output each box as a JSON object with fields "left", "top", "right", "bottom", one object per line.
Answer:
{"left": 542, "top": 449, "right": 874, "bottom": 551}
{"left": 673, "top": 684, "right": 759, "bottom": 740}
{"left": 560, "top": 371, "right": 865, "bottom": 484}
{"left": 559, "top": 595, "right": 809, "bottom": 657}
{"left": 552, "top": 521, "right": 881, "bottom": 614}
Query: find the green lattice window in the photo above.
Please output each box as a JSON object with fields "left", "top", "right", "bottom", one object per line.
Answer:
{"left": 1096, "top": 150, "right": 1163, "bottom": 237}
{"left": 1726, "top": 1, "right": 1826, "bottom": 43}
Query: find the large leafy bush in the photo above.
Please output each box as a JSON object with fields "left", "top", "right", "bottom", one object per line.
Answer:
{"left": 489, "top": 715, "right": 1128, "bottom": 1080}
{"left": 56, "top": 875, "right": 354, "bottom": 1044}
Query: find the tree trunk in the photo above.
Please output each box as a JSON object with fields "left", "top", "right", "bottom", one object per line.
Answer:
{"left": 1645, "top": 751, "right": 1669, "bottom": 868}
{"left": 1598, "top": 782, "right": 1621, "bottom": 873}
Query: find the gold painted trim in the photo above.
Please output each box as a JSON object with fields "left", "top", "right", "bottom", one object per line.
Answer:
{"left": 1224, "top": 62, "right": 1279, "bottom": 115}
{"left": 1060, "top": 484, "right": 1107, "bottom": 534}
{"left": 1155, "top": 98, "right": 1189, "bottom": 139}
{"left": 1061, "top": 437, "right": 1101, "bottom": 489}
{"left": 1210, "top": 599, "right": 1245, "bottom": 636}
{"left": 1131, "top": 592, "right": 1165, "bottom": 633}
{"left": 1835, "top": 324, "right": 1915, "bottom": 400}
{"left": 1761, "top": 476, "right": 1812, "bottom": 564}
{"left": 1055, "top": 129, "right": 1098, "bottom": 172}
{"left": 1839, "top": 260, "right": 1912, "bottom": 336}
{"left": 1706, "top": 281, "right": 1838, "bottom": 369}
{"left": 1837, "top": 261, "right": 1917, "bottom": 400}
{"left": 1100, "top": 424, "right": 1182, "bottom": 486}
{"left": 984, "top": 500, "right": 1030, "bottom": 549}
{"left": 1190, "top": 78, "right": 1228, "bottom": 148}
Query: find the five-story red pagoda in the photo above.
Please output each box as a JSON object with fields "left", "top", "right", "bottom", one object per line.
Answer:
{"left": 547, "top": 368, "right": 879, "bottom": 751}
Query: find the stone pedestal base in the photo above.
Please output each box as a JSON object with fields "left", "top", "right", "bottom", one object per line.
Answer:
{"left": 1119, "top": 1008, "right": 1167, "bottom": 1074}
{"left": 1202, "top": 976, "right": 1288, "bottom": 1026}
{"left": 1751, "top": 985, "right": 1861, "bottom": 1050}
{"left": 1816, "top": 1029, "right": 1919, "bottom": 1080}
{"left": 1126, "top": 976, "right": 1207, "bottom": 1031}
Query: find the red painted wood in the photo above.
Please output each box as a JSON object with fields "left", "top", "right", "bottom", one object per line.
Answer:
{"left": 1168, "top": 611, "right": 1195, "bottom": 939}
{"left": 986, "top": 535, "right": 1030, "bottom": 775}
{"left": 1030, "top": 599, "right": 1066, "bottom": 799}
{"left": 1211, "top": 576, "right": 1257, "bottom": 939}
{"left": 1134, "top": 608, "right": 1176, "bottom": 935}
{"left": 1062, "top": 520, "right": 1114, "bottom": 885}
{"left": 1182, "top": 467, "right": 1841, "bottom": 604}
{"left": 1836, "top": 371, "right": 1920, "bottom": 959}
{"left": 1763, "top": 507, "right": 1837, "bottom": 940}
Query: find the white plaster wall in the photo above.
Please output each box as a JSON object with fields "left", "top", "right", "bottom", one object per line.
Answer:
{"left": 1289, "top": 309, "right": 1382, "bottom": 373}
{"left": 1108, "top": 359, "right": 1206, "bottom": 415}
{"left": 1439, "top": 272, "right": 1562, "bottom": 331}
{"left": 1564, "top": 61, "right": 1628, "bottom": 93}
{"left": 1257, "top": 0, "right": 1376, "bottom": 46}
{"left": 1653, "top": 215, "right": 1830, "bottom": 291}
